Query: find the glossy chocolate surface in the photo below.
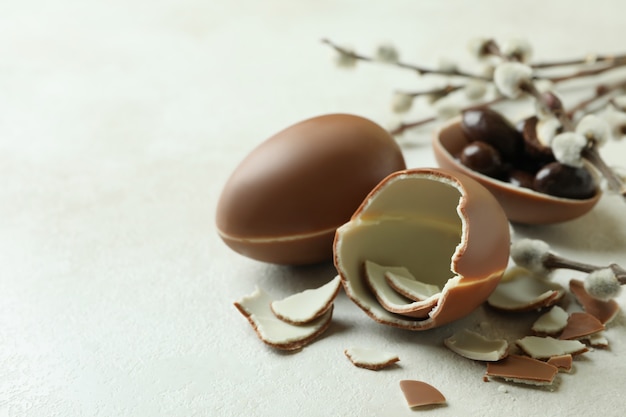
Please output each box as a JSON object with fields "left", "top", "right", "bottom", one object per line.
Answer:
{"left": 216, "top": 114, "right": 405, "bottom": 264}
{"left": 461, "top": 108, "right": 524, "bottom": 160}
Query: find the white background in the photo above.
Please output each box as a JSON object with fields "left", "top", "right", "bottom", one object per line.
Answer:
{"left": 2, "top": 1, "right": 626, "bottom": 416}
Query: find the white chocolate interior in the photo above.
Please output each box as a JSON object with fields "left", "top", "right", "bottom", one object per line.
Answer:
{"left": 585, "top": 332, "right": 608, "bottom": 347}
{"left": 335, "top": 174, "right": 463, "bottom": 325}
{"left": 531, "top": 306, "right": 569, "bottom": 334}
{"left": 487, "top": 267, "right": 564, "bottom": 311}
{"left": 344, "top": 347, "right": 399, "bottom": 367}
{"left": 516, "top": 336, "right": 587, "bottom": 359}
{"left": 363, "top": 261, "right": 440, "bottom": 314}
{"left": 235, "top": 287, "right": 332, "bottom": 347}
{"left": 444, "top": 328, "right": 508, "bottom": 361}
{"left": 270, "top": 276, "right": 341, "bottom": 324}
{"left": 385, "top": 270, "right": 441, "bottom": 301}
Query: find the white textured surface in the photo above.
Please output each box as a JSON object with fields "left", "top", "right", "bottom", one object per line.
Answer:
{"left": 2, "top": 1, "right": 626, "bottom": 416}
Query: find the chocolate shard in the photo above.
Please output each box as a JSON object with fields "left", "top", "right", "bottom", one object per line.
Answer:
{"left": 485, "top": 355, "right": 558, "bottom": 386}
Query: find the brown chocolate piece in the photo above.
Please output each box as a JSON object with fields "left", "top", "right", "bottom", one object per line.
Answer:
{"left": 485, "top": 354, "right": 558, "bottom": 385}
{"left": 569, "top": 279, "right": 620, "bottom": 324}
{"left": 547, "top": 354, "right": 573, "bottom": 373}
{"left": 399, "top": 380, "right": 446, "bottom": 408}
{"left": 559, "top": 312, "right": 605, "bottom": 340}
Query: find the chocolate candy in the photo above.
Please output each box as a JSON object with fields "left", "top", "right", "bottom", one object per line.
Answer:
{"left": 461, "top": 108, "right": 525, "bottom": 160}
{"left": 459, "top": 142, "right": 504, "bottom": 178}
{"left": 533, "top": 162, "right": 597, "bottom": 199}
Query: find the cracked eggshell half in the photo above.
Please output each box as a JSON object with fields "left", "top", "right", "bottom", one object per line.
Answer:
{"left": 433, "top": 117, "right": 601, "bottom": 224}
{"left": 333, "top": 168, "right": 510, "bottom": 330}
{"left": 216, "top": 114, "right": 405, "bottom": 265}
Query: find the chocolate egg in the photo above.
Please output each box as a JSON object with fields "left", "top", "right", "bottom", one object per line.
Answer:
{"left": 334, "top": 168, "right": 510, "bottom": 330}
{"left": 216, "top": 114, "right": 406, "bottom": 265}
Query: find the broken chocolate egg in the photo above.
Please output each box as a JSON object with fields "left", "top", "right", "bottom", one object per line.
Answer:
{"left": 434, "top": 118, "right": 601, "bottom": 224}
{"left": 334, "top": 168, "right": 510, "bottom": 330}
{"left": 216, "top": 113, "right": 405, "bottom": 265}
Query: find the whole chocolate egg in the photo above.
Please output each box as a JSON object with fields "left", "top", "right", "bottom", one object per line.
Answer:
{"left": 216, "top": 114, "right": 406, "bottom": 265}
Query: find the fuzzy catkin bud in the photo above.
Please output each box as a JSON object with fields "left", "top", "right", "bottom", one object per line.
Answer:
{"left": 375, "top": 43, "right": 399, "bottom": 63}
{"left": 435, "top": 102, "right": 461, "bottom": 121}
{"left": 584, "top": 268, "right": 622, "bottom": 300}
{"left": 438, "top": 57, "right": 458, "bottom": 74}
{"left": 536, "top": 117, "right": 562, "bottom": 146}
{"left": 464, "top": 80, "right": 488, "bottom": 101}
{"left": 334, "top": 47, "right": 357, "bottom": 68}
{"left": 493, "top": 62, "right": 533, "bottom": 99}
{"left": 613, "top": 95, "right": 626, "bottom": 112}
{"left": 467, "top": 37, "right": 493, "bottom": 60}
{"left": 551, "top": 132, "right": 587, "bottom": 167}
{"left": 534, "top": 79, "right": 554, "bottom": 94}
{"left": 602, "top": 106, "right": 626, "bottom": 140}
{"left": 576, "top": 114, "right": 610, "bottom": 147}
{"left": 391, "top": 92, "right": 413, "bottom": 114}
{"left": 501, "top": 37, "right": 533, "bottom": 63}
{"left": 510, "top": 239, "right": 552, "bottom": 276}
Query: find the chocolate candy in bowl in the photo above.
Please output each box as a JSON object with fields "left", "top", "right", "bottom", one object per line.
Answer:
{"left": 461, "top": 108, "right": 525, "bottom": 160}
{"left": 433, "top": 117, "right": 601, "bottom": 224}
{"left": 334, "top": 168, "right": 510, "bottom": 330}
{"left": 533, "top": 162, "right": 597, "bottom": 199}
{"left": 216, "top": 113, "right": 406, "bottom": 265}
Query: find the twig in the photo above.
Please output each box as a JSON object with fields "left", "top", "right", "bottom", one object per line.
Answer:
{"left": 389, "top": 96, "right": 506, "bottom": 136}
{"left": 321, "top": 38, "right": 490, "bottom": 80}
{"left": 532, "top": 53, "right": 626, "bottom": 69}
